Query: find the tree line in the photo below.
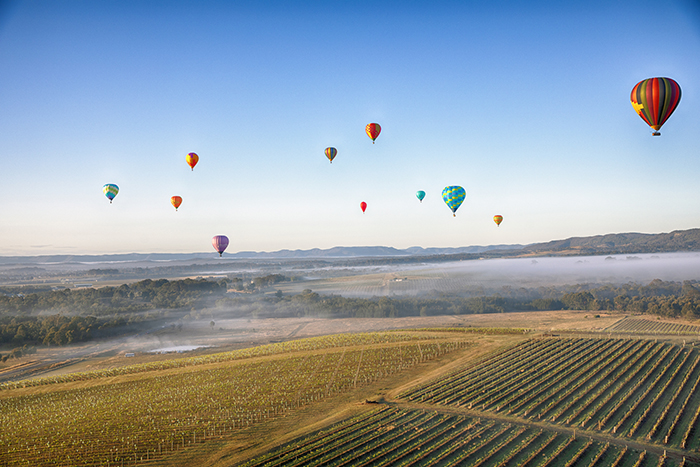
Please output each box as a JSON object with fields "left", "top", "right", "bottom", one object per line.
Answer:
{"left": 1, "top": 277, "right": 699, "bottom": 350}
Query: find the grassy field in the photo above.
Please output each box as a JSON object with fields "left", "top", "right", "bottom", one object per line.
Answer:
{"left": 4, "top": 316, "right": 700, "bottom": 466}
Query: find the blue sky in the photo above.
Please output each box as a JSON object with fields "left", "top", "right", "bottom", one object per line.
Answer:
{"left": 0, "top": 0, "right": 699, "bottom": 255}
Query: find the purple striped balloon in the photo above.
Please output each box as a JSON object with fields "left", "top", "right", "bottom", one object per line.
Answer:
{"left": 212, "top": 235, "right": 229, "bottom": 257}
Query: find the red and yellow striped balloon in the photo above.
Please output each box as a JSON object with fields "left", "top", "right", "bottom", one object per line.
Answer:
{"left": 493, "top": 215, "right": 503, "bottom": 226}
{"left": 630, "top": 78, "right": 681, "bottom": 136}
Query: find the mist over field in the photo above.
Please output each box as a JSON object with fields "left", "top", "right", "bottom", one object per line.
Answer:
{"left": 282, "top": 252, "right": 700, "bottom": 298}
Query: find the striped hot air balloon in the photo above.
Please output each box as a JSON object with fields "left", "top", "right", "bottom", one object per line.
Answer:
{"left": 212, "top": 235, "right": 229, "bottom": 257}
{"left": 494, "top": 215, "right": 503, "bottom": 226}
{"left": 171, "top": 196, "right": 182, "bottom": 211}
{"left": 325, "top": 147, "right": 337, "bottom": 163}
{"left": 630, "top": 78, "right": 681, "bottom": 136}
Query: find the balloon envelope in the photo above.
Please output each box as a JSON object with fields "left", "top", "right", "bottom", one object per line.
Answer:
{"left": 325, "top": 147, "right": 337, "bottom": 163}
{"left": 442, "top": 186, "right": 465, "bottom": 216}
{"left": 365, "top": 123, "right": 381, "bottom": 143}
{"left": 212, "top": 235, "right": 229, "bottom": 257}
{"left": 630, "top": 77, "right": 681, "bottom": 135}
{"left": 494, "top": 215, "right": 503, "bottom": 226}
{"left": 171, "top": 196, "right": 182, "bottom": 210}
{"left": 186, "top": 152, "right": 199, "bottom": 170}
{"left": 360, "top": 201, "right": 367, "bottom": 213}
{"left": 103, "top": 184, "right": 119, "bottom": 203}
{"left": 416, "top": 190, "right": 425, "bottom": 202}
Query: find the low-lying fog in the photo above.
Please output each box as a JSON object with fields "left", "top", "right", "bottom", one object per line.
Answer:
{"left": 438, "top": 252, "right": 700, "bottom": 286}
{"left": 281, "top": 252, "right": 700, "bottom": 298}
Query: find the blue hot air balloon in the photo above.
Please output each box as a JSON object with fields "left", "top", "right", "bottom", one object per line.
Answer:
{"left": 442, "top": 186, "right": 465, "bottom": 217}
{"left": 416, "top": 191, "right": 425, "bottom": 203}
{"left": 103, "top": 184, "right": 119, "bottom": 203}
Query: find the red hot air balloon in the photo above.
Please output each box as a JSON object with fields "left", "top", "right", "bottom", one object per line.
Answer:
{"left": 186, "top": 152, "right": 199, "bottom": 171}
{"left": 365, "top": 123, "right": 381, "bottom": 143}
{"left": 493, "top": 215, "right": 503, "bottom": 226}
{"left": 171, "top": 196, "right": 182, "bottom": 211}
{"left": 630, "top": 78, "right": 681, "bottom": 136}
{"left": 360, "top": 201, "right": 367, "bottom": 213}
{"left": 212, "top": 235, "right": 229, "bottom": 257}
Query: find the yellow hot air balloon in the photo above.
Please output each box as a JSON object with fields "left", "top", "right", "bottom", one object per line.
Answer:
{"left": 186, "top": 152, "right": 199, "bottom": 171}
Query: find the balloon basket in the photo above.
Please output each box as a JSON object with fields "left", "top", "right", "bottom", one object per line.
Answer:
{"left": 652, "top": 131, "right": 661, "bottom": 136}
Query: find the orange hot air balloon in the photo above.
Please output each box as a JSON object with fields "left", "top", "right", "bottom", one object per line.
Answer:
{"left": 186, "top": 152, "right": 199, "bottom": 171}
{"left": 493, "top": 215, "right": 503, "bottom": 226}
{"left": 171, "top": 196, "right": 183, "bottom": 211}
{"left": 360, "top": 201, "right": 367, "bottom": 213}
{"left": 365, "top": 123, "right": 381, "bottom": 143}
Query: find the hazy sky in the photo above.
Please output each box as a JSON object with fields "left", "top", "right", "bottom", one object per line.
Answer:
{"left": 1, "top": 0, "right": 699, "bottom": 256}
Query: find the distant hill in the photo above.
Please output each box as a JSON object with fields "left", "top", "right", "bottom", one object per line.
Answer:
{"left": 521, "top": 228, "right": 700, "bottom": 256}
{"left": 231, "top": 244, "right": 524, "bottom": 258}
{"left": 0, "top": 228, "right": 698, "bottom": 266}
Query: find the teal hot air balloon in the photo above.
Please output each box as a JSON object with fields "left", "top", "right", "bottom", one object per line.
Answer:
{"left": 103, "top": 184, "right": 119, "bottom": 203}
{"left": 442, "top": 186, "right": 465, "bottom": 217}
{"left": 416, "top": 191, "right": 425, "bottom": 203}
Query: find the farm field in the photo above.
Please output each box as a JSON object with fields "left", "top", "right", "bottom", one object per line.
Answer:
{"left": 5, "top": 324, "right": 700, "bottom": 466}
{"left": 241, "top": 406, "right": 692, "bottom": 467}
{"left": 0, "top": 309, "right": 623, "bottom": 383}
{"left": 0, "top": 331, "right": 476, "bottom": 466}
{"left": 401, "top": 337, "right": 700, "bottom": 450}
{"left": 605, "top": 317, "right": 700, "bottom": 335}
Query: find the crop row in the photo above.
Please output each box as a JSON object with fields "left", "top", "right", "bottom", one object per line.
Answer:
{"left": 241, "top": 407, "right": 689, "bottom": 466}
{"left": 0, "top": 339, "right": 467, "bottom": 466}
{"left": 606, "top": 317, "right": 700, "bottom": 335}
{"left": 0, "top": 331, "right": 450, "bottom": 391}
{"left": 400, "top": 337, "right": 700, "bottom": 449}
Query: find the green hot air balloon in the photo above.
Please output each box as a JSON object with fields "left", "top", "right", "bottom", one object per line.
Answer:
{"left": 442, "top": 186, "right": 465, "bottom": 217}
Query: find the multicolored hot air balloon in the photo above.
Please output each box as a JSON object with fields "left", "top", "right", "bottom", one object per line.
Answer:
{"left": 416, "top": 191, "right": 425, "bottom": 203}
{"left": 493, "top": 215, "right": 503, "bottom": 226}
{"left": 212, "top": 235, "right": 229, "bottom": 257}
{"left": 103, "top": 184, "right": 119, "bottom": 203}
{"left": 186, "top": 152, "right": 199, "bottom": 171}
{"left": 442, "top": 186, "right": 465, "bottom": 217}
{"left": 171, "top": 196, "right": 182, "bottom": 211}
{"left": 630, "top": 78, "right": 681, "bottom": 136}
{"left": 360, "top": 201, "right": 367, "bottom": 213}
{"left": 365, "top": 123, "right": 381, "bottom": 143}
{"left": 325, "top": 147, "right": 337, "bottom": 163}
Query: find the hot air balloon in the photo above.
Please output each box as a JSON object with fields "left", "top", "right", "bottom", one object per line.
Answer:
{"left": 416, "top": 191, "right": 425, "bottom": 203}
{"left": 630, "top": 78, "right": 681, "bottom": 136}
{"left": 212, "top": 235, "right": 229, "bottom": 257}
{"left": 360, "top": 201, "right": 367, "bottom": 213}
{"left": 494, "top": 215, "right": 503, "bottom": 226}
{"left": 171, "top": 196, "right": 182, "bottom": 211}
{"left": 186, "top": 152, "right": 199, "bottom": 171}
{"left": 103, "top": 184, "right": 119, "bottom": 203}
{"left": 325, "top": 147, "right": 337, "bottom": 163}
{"left": 442, "top": 186, "right": 465, "bottom": 217}
{"left": 365, "top": 123, "right": 381, "bottom": 143}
